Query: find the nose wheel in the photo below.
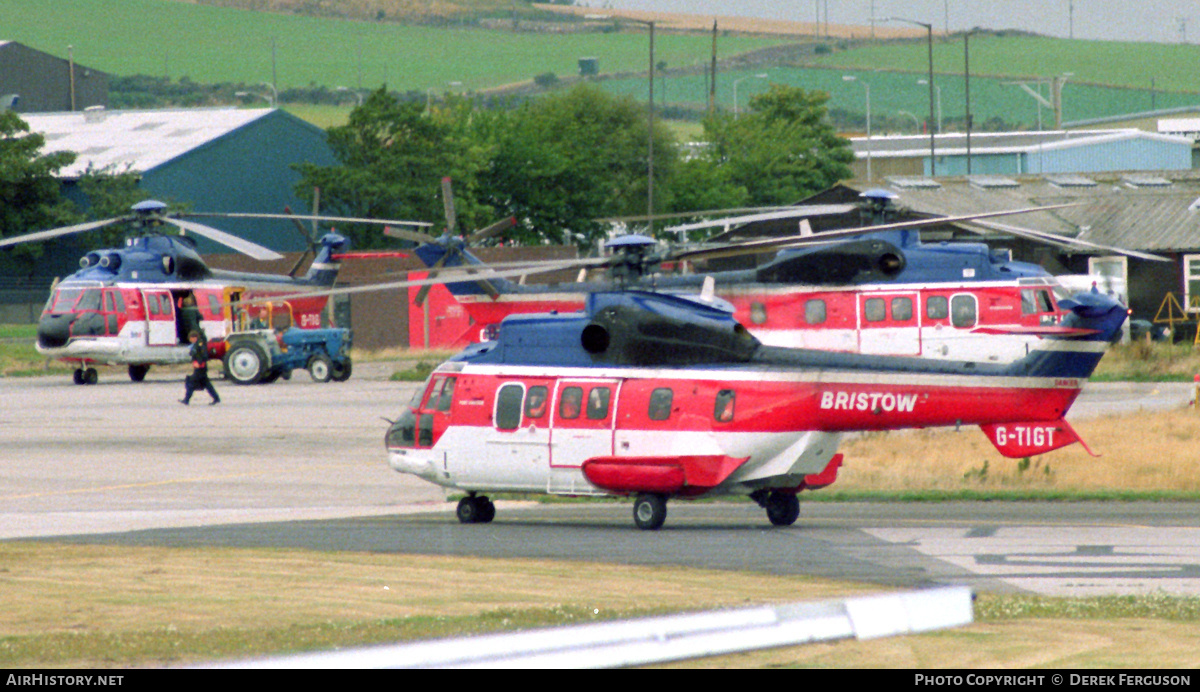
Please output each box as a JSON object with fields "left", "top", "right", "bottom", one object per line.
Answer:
{"left": 73, "top": 367, "right": 98, "bottom": 385}
{"left": 455, "top": 494, "right": 496, "bottom": 524}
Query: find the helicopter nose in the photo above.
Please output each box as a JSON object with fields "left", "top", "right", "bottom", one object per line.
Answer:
{"left": 36, "top": 314, "right": 74, "bottom": 349}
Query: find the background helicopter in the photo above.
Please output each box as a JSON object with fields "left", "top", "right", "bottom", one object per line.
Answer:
{"left": 380, "top": 278, "right": 1128, "bottom": 530}
{"left": 2, "top": 199, "right": 428, "bottom": 384}
{"left": 383, "top": 182, "right": 1161, "bottom": 364}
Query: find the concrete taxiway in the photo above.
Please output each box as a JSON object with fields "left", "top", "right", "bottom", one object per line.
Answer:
{"left": 2, "top": 366, "right": 1196, "bottom": 597}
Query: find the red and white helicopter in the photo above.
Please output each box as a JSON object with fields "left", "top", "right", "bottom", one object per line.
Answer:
{"left": 2, "top": 200, "right": 427, "bottom": 384}
{"left": 380, "top": 278, "right": 1127, "bottom": 530}
{"left": 397, "top": 187, "right": 1161, "bottom": 364}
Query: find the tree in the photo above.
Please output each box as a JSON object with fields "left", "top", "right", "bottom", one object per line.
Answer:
{"left": 480, "top": 84, "right": 678, "bottom": 248}
{"left": 293, "top": 88, "right": 493, "bottom": 249}
{"left": 0, "top": 111, "right": 79, "bottom": 271}
{"left": 702, "top": 84, "right": 854, "bottom": 207}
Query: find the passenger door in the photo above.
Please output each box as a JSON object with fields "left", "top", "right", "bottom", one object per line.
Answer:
{"left": 857, "top": 292, "right": 920, "bottom": 355}
{"left": 548, "top": 378, "right": 620, "bottom": 494}
{"left": 142, "top": 289, "right": 176, "bottom": 346}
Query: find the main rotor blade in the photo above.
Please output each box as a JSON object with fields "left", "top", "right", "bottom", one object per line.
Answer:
{"left": 963, "top": 218, "right": 1171, "bottom": 262}
{"left": 664, "top": 208, "right": 826, "bottom": 234}
{"left": 413, "top": 250, "right": 453, "bottom": 306}
{"left": 596, "top": 206, "right": 797, "bottom": 224}
{"left": 163, "top": 218, "right": 283, "bottom": 261}
{"left": 189, "top": 212, "right": 434, "bottom": 228}
{"left": 227, "top": 258, "right": 596, "bottom": 308}
{"left": 468, "top": 216, "right": 517, "bottom": 245}
{"left": 0, "top": 216, "right": 127, "bottom": 248}
{"left": 383, "top": 226, "right": 438, "bottom": 245}
{"left": 671, "top": 204, "right": 1080, "bottom": 264}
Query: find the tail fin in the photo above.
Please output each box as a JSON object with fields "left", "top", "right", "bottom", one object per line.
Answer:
{"left": 412, "top": 240, "right": 516, "bottom": 297}
{"left": 302, "top": 233, "right": 347, "bottom": 287}
{"left": 1004, "top": 289, "right": 1128, "bottom": 380}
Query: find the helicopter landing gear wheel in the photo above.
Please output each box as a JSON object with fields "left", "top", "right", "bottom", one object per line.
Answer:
{"left": 223, "top": 343, "right": 267, "bottom": 385}
{"left": 82, "top": 367, "right": 98, "bottom": 385}
{"left": 764, "top": 491, "right": 800, "bottom": 527}
{"left": 456, "top": 494, "right": 496, "bottom": 524}
{"left": 128, "top": 364, "right": 149, "bottom": 382}
{"left": 73, "top": 368, "right": 85, "bottom": 385}
{"left": 632, "top": 493, "right": 668, "bottom": 531}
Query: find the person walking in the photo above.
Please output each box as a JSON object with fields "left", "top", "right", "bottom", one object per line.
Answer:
{"left": 180, "top": 330, "right": 220, "bottom": 405}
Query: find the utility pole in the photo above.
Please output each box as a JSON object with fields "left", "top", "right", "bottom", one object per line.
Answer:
{"left": 709, "top": 20, "right": 718, "bottom": 116}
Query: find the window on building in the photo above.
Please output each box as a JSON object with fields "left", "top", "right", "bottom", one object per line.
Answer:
{"left": 1187, "top": 255, "right": 1200, "bottom": 313}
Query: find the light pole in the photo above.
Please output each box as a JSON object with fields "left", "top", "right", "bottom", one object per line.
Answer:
{"left": 885, "top": 17, "right": 936, "bottom": 176}
{"left": 917, "top": 79, "right": 942, "bottom": 132}
{"left": 732, "top": 73, "right": 768, "bottom": 118}
{"left": 590, "top": 15, "right": 656, "bottom": 218}
{"left": 843, "top": 75, "right": 872, "bottom": 182}
{"left": 964, "top": 31, "right": 973, "bottom": 174}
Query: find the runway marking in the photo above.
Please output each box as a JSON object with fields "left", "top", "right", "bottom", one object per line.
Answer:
{"left": 865, "top": 526, "right": 1200, "bottom": 596}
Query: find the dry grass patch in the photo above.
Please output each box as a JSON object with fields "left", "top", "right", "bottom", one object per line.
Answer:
{"left": 835, "top": 407, "right": 1200, "bottom": 495}
{"left": 0, "top": 542, "right": 875, "bottom": 667}
{"left": 664, "top": 619, "right": 1200, "bottom": 668}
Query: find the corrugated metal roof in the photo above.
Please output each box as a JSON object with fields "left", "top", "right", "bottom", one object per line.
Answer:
{"left": 20, "top": 107, "right": 273, "bottom": 178}
{"left": 848, "top": 129, "right": 1192, "bottom": 157}
{"left": 856, "top": 171, "right": 1200, "bottom": 252}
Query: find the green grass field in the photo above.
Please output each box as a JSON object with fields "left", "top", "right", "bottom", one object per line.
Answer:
{"left": 0, "top": 0, "right": 785, "bottom": 94}
{"left": 600, "top": 64, "right": 1200, "bottom": 130}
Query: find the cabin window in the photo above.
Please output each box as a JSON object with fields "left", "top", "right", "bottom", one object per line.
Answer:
{"left": 78, "top": 289, "right": 102, "bottom": 312}
{"left": 417, "top": 413, "right": 434, "bottom": 446}
{"left": 423, "top": 376, "right": 446, "bottom": 409}
{"left": 587, "top": 387, "right": 612, "bottom": 420}
{"left": 951, "top": 295, "right": 978, "bottom": 328}
{"left": 926, "top": 296, "right": 949, "bottom": 320}
{"left": 106, "top": 315, "right": 118, "bottom": 334}
{"left": 435, "top": 377, "right": 455, "bottom": 412}
{"left": 48, "top": 289, "right": 82, "bottom": 313}
{"left": 103, "top": 291, "right": 115, "bottom": 312}
{"left": 750, "top": 302, "right": 767, "bottom": 325}
{"left": 804, "top": 299, "right": 826, "bottom": 325}
{"left": 1037, "top": 290, "right": 1054, "bottom": 313}
{"left": 112, "top": 290, "right": 126, "bottom": 313}
{"left": 206, "top": 294, "right": 221, "bottom": 317}
{"left": 1020, "top": 289, "right": 1037, "bottom": 315}
{"left": 147, "top": 294, "right": 160, "bottom": 316}
{"left": 714, "top": 389, "right": 736, "bottom": 422}
{"left": 494, "top": 384, "right": 525, "bottom": 430}
{"left": 524, "top": 385, "right": 548, "bottom": 419}
{"left": 648, "top": 388, "right": 674, "bottom": 421}
{"left": 891, "top": 297, "right": 914, "bottom": 322}
{"left": 386, "top": 408, "right": 418, "bottom": 448}
{"left": 864, "top": 298, "right": 886, "bottom": 322}
{"left": 559, "top": 386, "right": 583, "bottom": 420}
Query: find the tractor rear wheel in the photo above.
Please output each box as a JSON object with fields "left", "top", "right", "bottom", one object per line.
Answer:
{"left": 223, "top": 343, "right": 267, "bottom": 385}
